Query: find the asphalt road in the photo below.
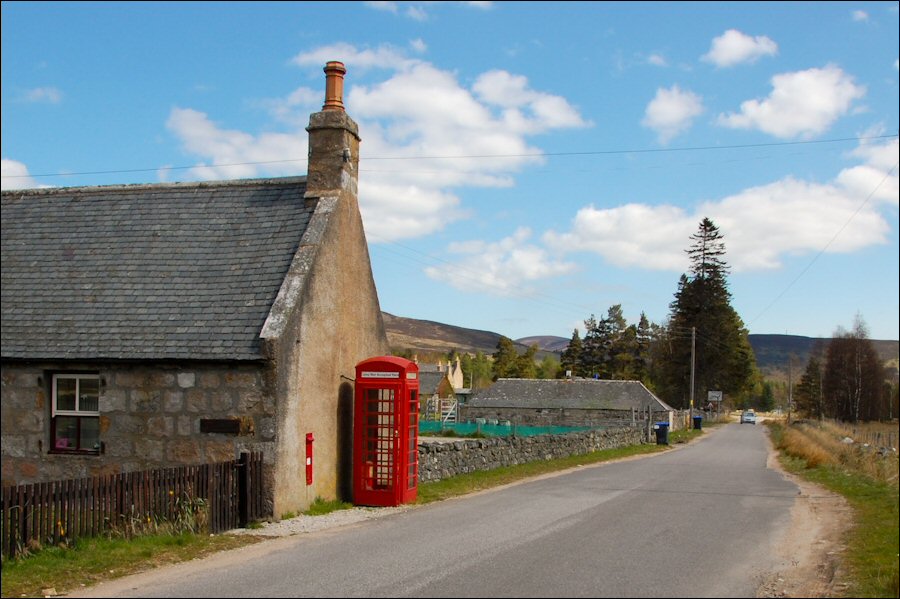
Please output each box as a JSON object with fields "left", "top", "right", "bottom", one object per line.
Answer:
{"left": 81, "top": 423, "right": 798, "bottom": 598}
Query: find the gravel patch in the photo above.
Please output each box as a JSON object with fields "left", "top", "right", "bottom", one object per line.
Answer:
{"left": 230, "top": 505, "right": 413, "bottom": 537}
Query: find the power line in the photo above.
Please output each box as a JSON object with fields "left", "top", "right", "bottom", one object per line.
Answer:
{"left": 748, "top": 161, "right": 900, "bottom": 328}
{"left": 3, "top": 133, "right": 895, "bottom": 180}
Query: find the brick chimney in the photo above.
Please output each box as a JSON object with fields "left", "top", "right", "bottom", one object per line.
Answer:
{"left": 306, "top": 61, "right": 360, "bottom": 196}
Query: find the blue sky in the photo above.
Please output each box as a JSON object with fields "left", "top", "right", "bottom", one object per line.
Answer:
{"left": 3, "top": 1, "right": 899, "bottom": 343}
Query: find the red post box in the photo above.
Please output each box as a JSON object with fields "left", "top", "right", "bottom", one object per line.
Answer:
{"left": 305, "top": 432, "right": 314, "bottom": 486}
{"left": 353, "top": 356, "right": 419, "bottom": 507}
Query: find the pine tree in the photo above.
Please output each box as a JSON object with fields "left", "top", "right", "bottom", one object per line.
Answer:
{"left": 794, "top": 355, "right": 825, "bottom": 419}
{"left": 492, "top": 336, "right": 520, "bottom": 380}
{"left": 560, "top": 329, "right": 583, "bottom": 377}
{"left": 516, "top": 344, "right": 539, "bottom": 378}
{"left": 656, "top": 218, "right": 757, "bottom": 409}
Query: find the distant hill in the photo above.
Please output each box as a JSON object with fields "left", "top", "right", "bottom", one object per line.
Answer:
{"left": 748, "top": 334, "right": 899, "bottom": 379}
{"left": 382, "top": 312, "right": 506, "bottom": 355}
{"left": 381, "top": 312, "right": 556, "bottom": 359}
{"left": 516, "top": 336, "right": 570, "bottom": 353}
{"left": 383, "top": 312, "right": 899, "bottom": 378}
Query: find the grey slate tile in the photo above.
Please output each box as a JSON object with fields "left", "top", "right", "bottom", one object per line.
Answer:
{"left": 1, "top": 177, "right": 311, "bottom": 361}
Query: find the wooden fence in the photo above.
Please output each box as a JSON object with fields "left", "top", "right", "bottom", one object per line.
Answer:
{"left": 0, "top": 451, "right": 266, "bottom": 558}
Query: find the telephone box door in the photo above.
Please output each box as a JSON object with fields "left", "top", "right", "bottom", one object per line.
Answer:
{"left": 353, "top": 357, "right": 419, "bottom": 507}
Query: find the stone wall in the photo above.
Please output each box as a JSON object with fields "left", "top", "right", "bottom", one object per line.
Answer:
{"left": 461, "top": 406, "right": 675, "bottom": 429}
{"left": 1, "top": 361, "right": 275, "bottom": 488}
{"left": 417, "top": 427, "right": 645, "bottom": 483}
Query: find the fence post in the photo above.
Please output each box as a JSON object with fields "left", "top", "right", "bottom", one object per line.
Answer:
{"left": 238, "top": 451, "right": 250, "bottom": 528}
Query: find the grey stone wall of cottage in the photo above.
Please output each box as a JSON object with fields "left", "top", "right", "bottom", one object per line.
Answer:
{"left": 0, "top": 362, "right": 276, "bottom": 494}
{"left": 417, "top": 427, "right": 646, "bottom": 483}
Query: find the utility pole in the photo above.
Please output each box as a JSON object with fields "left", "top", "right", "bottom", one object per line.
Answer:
{"left": 689, "top": 326, "right": 696, "bottom": 424}
{"left": 787, "top": 355, "right": 793, "bottom": 424}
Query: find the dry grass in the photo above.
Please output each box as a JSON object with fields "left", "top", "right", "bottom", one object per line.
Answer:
{"left": 778, "top": 419, "right": 899, "bottom": 487}
{"left": 778, "top": 426, "right": 837, "bottom": 468}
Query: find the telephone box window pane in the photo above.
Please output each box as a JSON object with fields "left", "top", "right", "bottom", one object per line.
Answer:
{"left": 79, "top": 378, "right": 100, "bottom": 412}
{"left": 57, "top": 378, "right": 76, "bottom": 411}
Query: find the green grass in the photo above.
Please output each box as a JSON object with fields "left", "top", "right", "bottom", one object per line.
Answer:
{"left": 0, "top": 533, "right": 261, "bottom": 598}
{"left": 303, "top": 497, "right": 354, "bottom": 516}
{"left": 769, "top": 422, "right": 899, "bottom": 598}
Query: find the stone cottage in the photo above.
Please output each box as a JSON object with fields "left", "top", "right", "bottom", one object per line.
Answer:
{"left": 463, "top": 378, "right": 674, "bottom": 428}
{"left": 0, "top": 62, "right": 388, "bottom": 516}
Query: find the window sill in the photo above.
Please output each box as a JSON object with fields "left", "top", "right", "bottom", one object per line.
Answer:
{"left": 48, "top": 449, "right": 101, "bottom": 457}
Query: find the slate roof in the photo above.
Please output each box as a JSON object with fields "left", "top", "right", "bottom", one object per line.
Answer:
{"left": 419, "top": 371, "right": 450, "bottom": 396}
{"left": 469, "top": 379, "right": 673, "bottom": 411}
{"left": 1, "top": 177, "right": 312, "bottom": 361}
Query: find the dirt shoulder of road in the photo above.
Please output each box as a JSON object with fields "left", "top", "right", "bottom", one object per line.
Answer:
{"left": 757, "top": 428, "right": 854, "bottom": 598}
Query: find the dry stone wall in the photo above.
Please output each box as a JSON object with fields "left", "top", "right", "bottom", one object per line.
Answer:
{"left": 417, "top": 427, "right": 645, "bottom": 483}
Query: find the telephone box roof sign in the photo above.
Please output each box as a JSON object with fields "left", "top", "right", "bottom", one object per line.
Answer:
{"left": 356, "top": 355, "right": 418, "bottom": 376}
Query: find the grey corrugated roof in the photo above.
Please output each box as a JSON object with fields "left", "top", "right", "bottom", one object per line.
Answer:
{"left": 1, "top": 177, "right": 311, "bottom": 361}
{"left": 469, "top": 378, "right": 672, "bottom": 411}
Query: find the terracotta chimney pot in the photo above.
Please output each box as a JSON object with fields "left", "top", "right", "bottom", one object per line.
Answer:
{"left": 323, "top": 61, "right": 347, "bottom": 111}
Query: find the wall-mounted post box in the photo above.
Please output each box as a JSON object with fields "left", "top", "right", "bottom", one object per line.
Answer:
{"left": 353, "top": 356, "right": 419, "bottom": 506}
{"left": 306, "top": 432, "right": 314, "bottom": 486}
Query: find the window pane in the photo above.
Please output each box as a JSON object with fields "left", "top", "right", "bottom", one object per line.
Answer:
{"left": 56, "top": 378, "right": 76, "bottom": 411}
{"left": 54, "top": 416, "right": 78, "bottom": 449}
{"left": 81, "top": 417, "right": 100, "bottom": 451}
{"left": 79, "top": 378, "right": 99, "bottom": 412}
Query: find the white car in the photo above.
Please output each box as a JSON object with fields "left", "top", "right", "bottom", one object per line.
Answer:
{"left": 740, "top": 411, "right": 757, "bottom": 425}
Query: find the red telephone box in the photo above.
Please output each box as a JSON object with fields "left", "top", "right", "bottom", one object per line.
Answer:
{"left": 353, "top": 356, "right": 419, "bottom": 506}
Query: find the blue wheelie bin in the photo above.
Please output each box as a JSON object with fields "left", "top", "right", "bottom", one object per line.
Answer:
{"left": 693, "top": 415, "right": 703, "bottom": 430}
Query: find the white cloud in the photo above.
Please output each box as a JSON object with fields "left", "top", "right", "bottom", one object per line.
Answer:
{"left": 647, "top": 54, "right": 668, "bottom": 67}
{"left": 702, "top": 29, "right": 778, "bottom": 67}
{"left": 292, "top": 43, "right": 417, "bottom": 71}
{"left": 543, "top": 137, "right": 898, "bottom": 272}
{"left": 472, "top": 70, "right": 590, "bottom": 132}
{"left": 256, "top": 87, "right": 320, "bottom": 126}
{"left": 852, "top": 10, "right": 869, "bottom": 22}
{"left": 641, "top": 85, "right": 704, "bottom": 144}
{"left": 409, "top": 38, "right": 427, "bottom": 53}
{"left": 544, "top": 204, "right": 694, "bottom": 271}
{"left": 1, "top": 159, "right": 47, "bottom": 190}
{"left": 365, "top": 1, "right": 492, "bottom": 20}
{"left": 167, "top": 45, "right": 589, "bottom": 242}
{"left": 425, "top": 228, "right": 576, "bottom": 296}
{"left": 18, "top": 86, "right": 62, "bottom": 104}
{"left": 165, "top": 107, "right": 308, "bottom": 180}
{"left": 717, "top": 65, "right": 866, "bottom": 138}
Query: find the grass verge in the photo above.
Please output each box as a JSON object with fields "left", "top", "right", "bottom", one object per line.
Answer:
{"left": 0, "top": 533, "right": 262, "bottom": 598}
{"left": 768, "top": 421, "right": 899, "bottom": 598}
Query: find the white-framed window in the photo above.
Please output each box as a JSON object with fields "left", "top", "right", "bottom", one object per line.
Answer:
{"left": 51, "top": 374, "right": 100, "bottom": 453}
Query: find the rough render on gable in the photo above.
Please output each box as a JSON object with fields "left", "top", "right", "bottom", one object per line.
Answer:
{"left": 259, "top": 109, "right": 388, "bottom": 516}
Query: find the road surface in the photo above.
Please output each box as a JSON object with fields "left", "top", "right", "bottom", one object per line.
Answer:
{"left": 78, "top": 423, "right": 799, "bottom": 598}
